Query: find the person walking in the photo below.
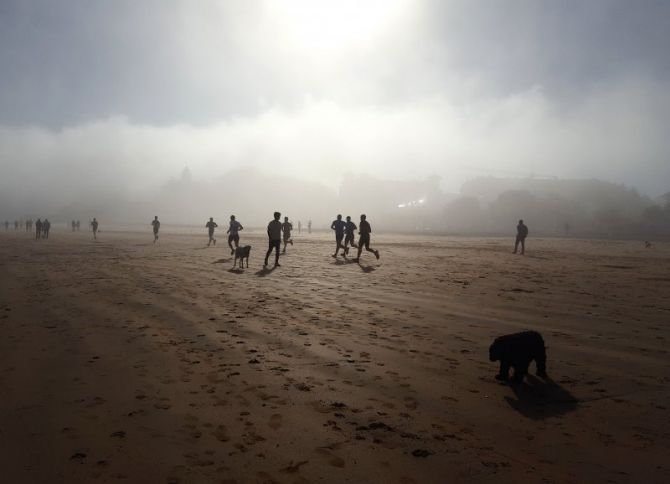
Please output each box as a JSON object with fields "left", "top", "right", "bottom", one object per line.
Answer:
{"left": 281, "top": 216, "right": 293, "bottom": 254}
{"left": 35, "top": 219, "right": 42, "bottom": 239}
{"left": 513, "top": 219, "right": 529, "bottom": 255}
{"left": 264, "top": 212, "right": 283, "bottom": 268}
{"left": 42, "top": 219, "right": 51, "bottom": 239}
{"left": 151, "top": 216, "right": 160, "bottom": 243}
{"left": 91, "top": 218, "right": 99, "bottom": 240}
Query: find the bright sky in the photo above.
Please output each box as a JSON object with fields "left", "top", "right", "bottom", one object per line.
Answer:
{"left": 1, "top": 0, "right": 669, "bottom": 202}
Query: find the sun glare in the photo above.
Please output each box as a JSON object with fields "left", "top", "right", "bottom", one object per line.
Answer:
{"left": 268, "top": 0, "right": 408, "bottom": 53}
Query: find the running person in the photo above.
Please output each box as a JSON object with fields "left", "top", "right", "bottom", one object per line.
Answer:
{"left": 91, "top": 218, "right": 99, "bottom": 239}
{"left": 264, "top": 212, "right": 282, "bottom": 267}
{"left": 343, "top": 215, "right": 358, "bottom": 256}
{"left": 151, "top": 216, "right": 160, "bottom": 243}
{"left": 330, "top": 214, "right": 346, "bottom": 258}
{"left": 227, "top": 215, "right": 243, "bottom": 254}
{"left": 206, "top": 217, "right": 218, "bottom": 246}
{"left": 353, "top": 214, "right": 379, "bottom": 262}
{"left": 281, "top": 217, "right": 293, "bottom": 254}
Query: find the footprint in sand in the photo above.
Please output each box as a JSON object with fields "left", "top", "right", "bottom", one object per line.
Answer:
{"left": 269, "top": 414, "right": 282, "bottom": 430}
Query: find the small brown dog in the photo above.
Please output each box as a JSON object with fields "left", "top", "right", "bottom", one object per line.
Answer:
{"left": 233, "top": 245, "right": 251, "bottom": 269}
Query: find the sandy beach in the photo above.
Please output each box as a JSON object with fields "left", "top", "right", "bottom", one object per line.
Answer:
{"left": 1, "top": 228, "right": 668, "bottom": 483}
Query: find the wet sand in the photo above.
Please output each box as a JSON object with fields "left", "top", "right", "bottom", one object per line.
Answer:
{"left": 1, "top": 229, "right": 669, "bottom": 483}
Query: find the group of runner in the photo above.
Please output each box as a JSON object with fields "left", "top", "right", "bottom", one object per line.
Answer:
{"left": 330, "top": 214, "right": 380, "bottom": 262}
{"left": 151, "top": 212, "right": 379, "bottom": 267}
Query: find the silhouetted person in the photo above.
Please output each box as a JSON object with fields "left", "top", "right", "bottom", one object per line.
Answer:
{"left": 298, "top": 220, "right": 302, "bottom": 234}
{"left": 3, "top": 221, "right": 7, "bottom": 231}
{"left": 281, "top": 217, "right": 293, "bottom": 254}
{"left": 354, "top": 214, "right": 380, "bottom": 262}
{"left": 227, "top": 215, "right": 243, "bottom": 254}
{"left": 343, "top": 216, "right": 358, "bottom": 256}
{"left": 514, "top": 219, "right": 528, "bottom": 255}
{"left": 35, "top": 219, "right": 42, "bottom": 239}
{"left": 72, "top": 220, "right": 76, "bottom": 232}
{"left": 308, "top": 220, "right": 312, "bottom": 234}
{"left": 91, "top": 218, "right": 99, "bottom": 239}
{"left": 26, "top": 219, "right": 32, "bottom": 232}
{"left": 14, "top": 220, "right": 18, "bottom": 230}
{"left": 264, "top": 212, "right": 282, "bottom": 267}
{"left": 331, "top": 214, "right": 346, "bottom": 258}
{"left": 151, "top": 216, "right": 160, "bottom": 243}
{"left": 76, "top": 220, "right": 81, "bottom": 231}
{"left": 42, "top": 219, "right": 51, "bottom": 239}
{"left": 206, "top": 217, "right": 218, "bottom": 246}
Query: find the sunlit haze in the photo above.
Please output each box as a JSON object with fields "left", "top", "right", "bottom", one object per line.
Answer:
{"left": 1, "top": 0, "right": 669, "bottom": 223}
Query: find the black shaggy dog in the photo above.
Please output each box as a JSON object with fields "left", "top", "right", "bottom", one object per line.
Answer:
{"left": 233, "top": 245, "right": 252, "bottom": 269}
{"left": 489, "top": 331, "right": 547, "bottom": 383}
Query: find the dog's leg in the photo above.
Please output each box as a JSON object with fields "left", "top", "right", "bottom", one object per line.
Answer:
{"left": 535, "top": 347, "right": 547, "bottom": 377}
{"left": 512, "top": 359, "right": 530, "bottom": 383}
{"left": 495, "top": 361, "right": 510, "bottom": 381}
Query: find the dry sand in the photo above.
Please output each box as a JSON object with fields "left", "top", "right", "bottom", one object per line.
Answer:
{"left": 0, "top": 228, "right": 669, "bottom": 483}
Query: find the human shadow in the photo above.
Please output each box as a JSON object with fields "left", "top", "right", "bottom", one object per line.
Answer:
{"left": 211, "top": 258, "right": 230, "bottom": 264}
{"left": 504, "top": 375, "right": 578, "bottom": 420}
{"left": 228, "top": 268, "right": 245, "bottom": 274}
{"left": 358, "top": 263, "right": 376, "bottom": 273}
{"left": 332, "top": 258, "right": 357, "bottom": 266}
{"left": 255, "top": 266, "right": 276, "bottom": 277}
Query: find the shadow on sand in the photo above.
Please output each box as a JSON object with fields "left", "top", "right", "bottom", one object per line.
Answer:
{"left": 211, "top": 258, "right": 231, "bottom": 264}
{"left": 504, "top": 375, "right": 578, "bottom": 420}
{"left": 332, "top": 258, "right": 376, "bottom": 272}
{"left": 228, "top": 268, "right": 245, "bottom": 274}
{"left": 358, "top": 263, "right": 376, "bottom": 273}
{"left": 255, "top": 266, "right": 277, "bottom": 277}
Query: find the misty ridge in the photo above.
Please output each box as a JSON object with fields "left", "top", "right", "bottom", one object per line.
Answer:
{"left": 5, "top": 165, "right": 669, "bottom": 238}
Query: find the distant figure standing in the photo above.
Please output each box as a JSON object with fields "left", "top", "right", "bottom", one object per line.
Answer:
{"left": 26, "top": 219, "right": 32, "bottom": 232}
{"left": 151, "top": 216, "right": 160, "bottom": 243}
{"left": 298, "top": 220, "right": 302, "bottom": 234}
{"left": 308, "top": 220, "right": 312, "bottom": 234}
{"left": 354, "top": 214, "right": 380, "bottom": 262}
{"left": 343, "top": 216, "right": 358, "bottom": 256}
{"left": 264, "top": 212, "right": 282, "bottom": 268}
{"left": 281, "top": 217, "right": 293, "bottom": 254}
{"left": 330, "top": 214, "right": 346, "bottom": 258}
{"left": 42, "top": 219, "right": 51, "bottom": 239}
{"left": 72, "top": 220, "right": 76, "bottom": 232}
{"left": 205, "top": 217, "right": 218, "bottom": 246}
{"left": 14, "top": 220, "right": 19, "bottom": 230}
{"left": 76, "top": 220, "right": 81, "bottom": 231}
{"left": 35, "top": 219, "right": 42, "bottom": 239}
{"left": 514, "top": 219, "right": 528, "bottom": 255}
{"left": 91, "top": 218, "right": 99, "bottom": 239}
{"left": 227, "top": 215, "right": 243, "bottom": 254}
